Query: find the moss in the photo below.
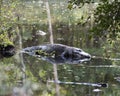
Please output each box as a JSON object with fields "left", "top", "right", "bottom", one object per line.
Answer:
{"left": 35, "top": 50, "right": 55, "bottom": 57}
{"left": 0, "top": 34, "right": 14, "bottom": 47}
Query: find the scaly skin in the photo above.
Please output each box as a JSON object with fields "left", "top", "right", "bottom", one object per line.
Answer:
{"left": 22, "top": 44, "right": 91, "bottom": 64}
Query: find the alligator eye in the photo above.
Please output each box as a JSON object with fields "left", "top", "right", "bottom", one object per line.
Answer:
{"left": 35, "top": 51, "right": 40, "bottom": 55}
{"left": 77, "top": 49, "right": 82, "bottom": 52}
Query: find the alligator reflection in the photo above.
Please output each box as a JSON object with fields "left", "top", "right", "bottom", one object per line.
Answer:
{"left": 21, "top": 44, "right": 91, "bottom": 64}
{"left": 48, "top": 80, "right": 108, "bottom": 88}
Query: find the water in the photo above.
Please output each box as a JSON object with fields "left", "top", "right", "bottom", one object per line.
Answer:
{"left": 1, "top": 37, "right": 120, "bottom": 96}
{"left": 20, "top": 45, "right": 120, "bottom": 96}
{"left": 1, "top": 0, "right": 120, "bottom": 96}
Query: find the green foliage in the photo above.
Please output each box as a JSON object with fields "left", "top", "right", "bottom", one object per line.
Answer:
{"left": 91, "top": 1, "right": 120, "bottom": 58}
{"left": 0, "top": 59, "right": 20, "bottom": 95}
{"left": 0, "top": 0, "right": 18, "bottom": 46}
{"left": 0, "top": 34, "right": 14, "bottom": 46}
{"left": 68, "top": 0, "right": 120, "bottom": 58}
{"left": 92, "top": 1, "right": 120, "bottom": 39}
{"left": 68, "top": 0, "right": 94, "bottom": 9}
{"left": 0, "top": 0, "right": 18, "bottom": 30}
{"left": 68, "top": 0, "right": 120, "bottom": 40}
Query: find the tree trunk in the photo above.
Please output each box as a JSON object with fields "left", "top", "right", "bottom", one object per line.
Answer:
{"left": 45, "top": 1, "right": 60, "bottom": 96}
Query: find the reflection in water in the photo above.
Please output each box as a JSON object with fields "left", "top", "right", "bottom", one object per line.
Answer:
{"left": 93, "top": 88, "right": 102, "bottom": 92}
{"left": 48, "top": 80, "right": 108, "bottom": 88}
{"left": 21, "top": 44, "right": 91, "bottom": 64}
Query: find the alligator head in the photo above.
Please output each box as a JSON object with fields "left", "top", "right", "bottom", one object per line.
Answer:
{"left": 60, "top": 46, "right": 91, "bottom": 64}
{"left": 21, "top": 44, "right": 91, "bottom": 64}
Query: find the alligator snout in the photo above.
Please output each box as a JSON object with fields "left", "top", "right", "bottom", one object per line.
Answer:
{"left": 74, "top": 51, "right": 91, "bottom": 60}
{"left": 80, "top": 54, "right": 91, "bottom": 59}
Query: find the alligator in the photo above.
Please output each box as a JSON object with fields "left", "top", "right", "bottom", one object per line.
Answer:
{"left": 21, "top": 44, "right": 91, "bottom": 64}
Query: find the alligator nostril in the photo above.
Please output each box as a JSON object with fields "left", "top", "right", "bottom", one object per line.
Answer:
{"left": 85, "top": 55, "right": 91, "bottom": 59}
